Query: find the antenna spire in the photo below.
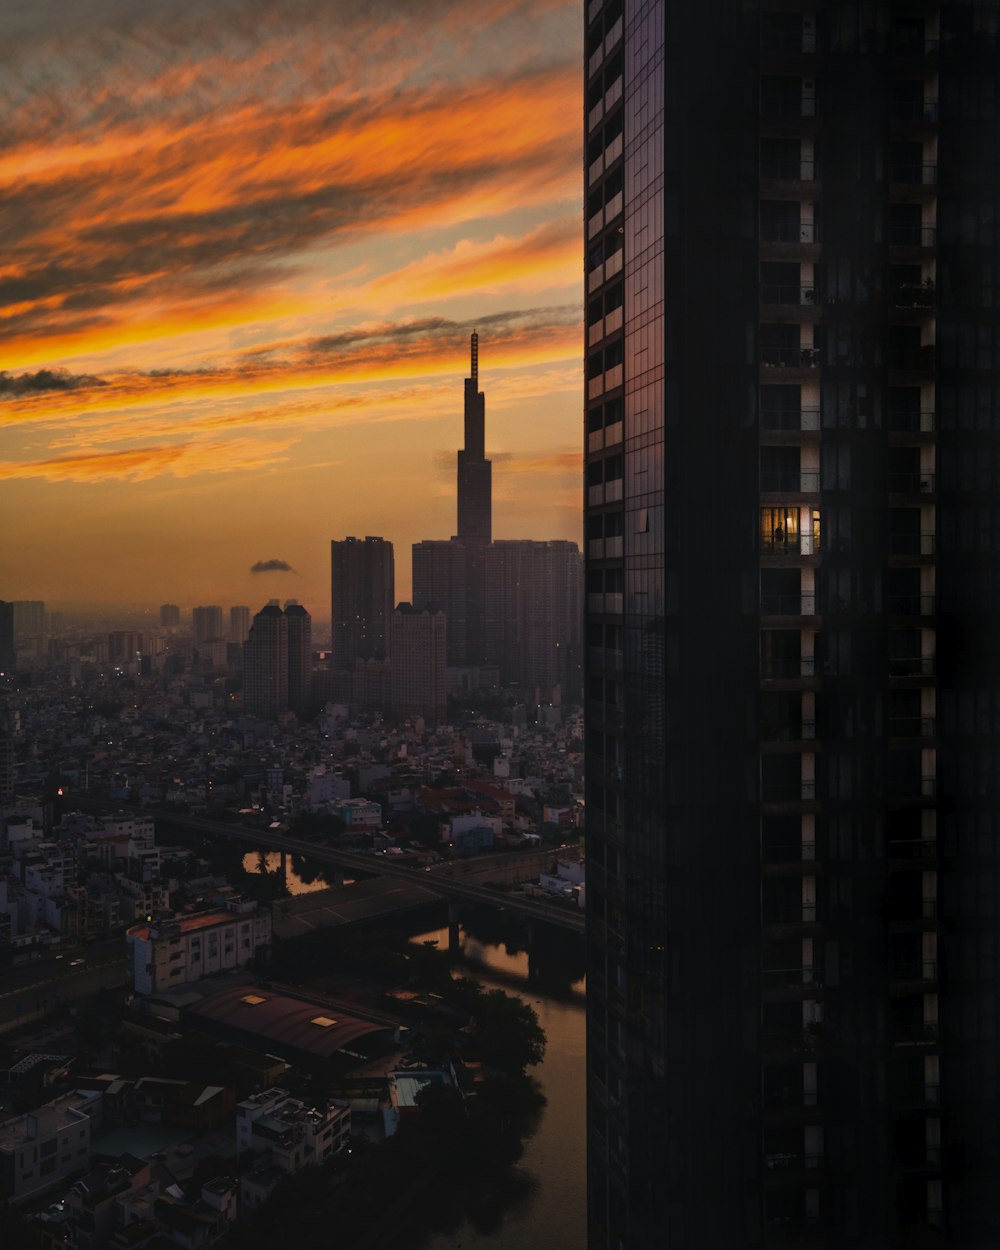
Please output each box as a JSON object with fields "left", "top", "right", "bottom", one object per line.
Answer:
{"left": 470, "top": 331, "right": 478, "bottom": 385}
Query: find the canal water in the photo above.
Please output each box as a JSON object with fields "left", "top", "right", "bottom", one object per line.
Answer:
{"left": 408, "top": 920, "right": 587, "bottom": 1250}
{"left": 244, "top": 853, "right": 587, "bottom": 1249}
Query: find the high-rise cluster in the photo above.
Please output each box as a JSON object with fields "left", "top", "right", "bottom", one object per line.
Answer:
{"left": 243, "top": 600, "right": 312, "bottom": 719}
{"left": 584, "top": 2, "right": 1000, "bottom": 1247}
{"left": 329, "top": 336, "right": 583, "bottom": 725}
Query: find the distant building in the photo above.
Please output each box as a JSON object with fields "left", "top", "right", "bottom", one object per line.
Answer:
{"left": 159, "top": 603, "right": 181, "bottom": 628}
{"left": 483, "top": 540, "right": 583, "bottom": 700}
{"left": 192, "top": 605, "right": 224, "bottom": 644}
{"left": 229, "top": 605, "right": 250, "bottom": 644}
{"left": 0, "top": 704, "right": 14, "bottom": 804}
{"left": 108, "top": 631, "right": 144, "bottom": 666}
{"left": 237, "top": 1087, "right": 351, "bottom": 1212}
{"left": 10, "top": 601, "right": 44, "bottom": 641}
{"left": 330, "top": 798, "right": 382, "bottom": 830}
{"left": 242, "top": 602, "right": 288, "bottom": 718}
{"left": 391, "top": 604, "right": 447, "bottom": 725}
{"left": 330, "top": 536, "right": 394, "bottom": 670}
{"left": 0, "top": 1088, "right": 102, "bottom": 1203}
{"left": 283, "top": 601, "right": 312, "bottom": 714}
{"left": 412, "top": 539, "right": 467, "bottom": 666}
{"left": 126, "top": 902, "right": 271, "bottom": 996}
{"left": 0, "top": 601, "right": 14, "bottom": 674}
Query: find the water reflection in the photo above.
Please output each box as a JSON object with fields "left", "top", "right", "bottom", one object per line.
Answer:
{"left": 409, "top": 920, "right": 586, "bottom": 1250}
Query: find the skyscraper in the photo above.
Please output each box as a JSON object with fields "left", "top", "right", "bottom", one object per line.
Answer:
{"left": 456, "top": 332, "right": 491, "bottom": 664}
{"left": 192, "top": 605, "right": 224, "bottom": 644}
{"left": 0, "top": 602, "right": 14, "bottom": 675}
{"left": 412, "top": 538, "right": 467, "bottom": 665}
{"left": 243, "top": 602, "right": 288, "bottom": 718}
{"left": 159, "top": 603, "right": 181, "bottom": 628}
{"left": 283, "top": 600, "right": 312, "bottom": 714}
{"left": 330, "top": 536, "right": 394, "bottom": 671}
{"left": 229, "top": 605, "right": 250, "bottom": 645}
{"left": 390, "top": 603, "right": 447, "bottom": 725}
{"left": 585, "top": 3, "right": 999, "bottom": 1247}
{"left": 483, "top": 540, "right": 583, "bottom": 699}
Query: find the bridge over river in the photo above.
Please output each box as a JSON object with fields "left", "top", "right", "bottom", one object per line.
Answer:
{"left": 147, "top": 809, "right": 586, "bottom": 936}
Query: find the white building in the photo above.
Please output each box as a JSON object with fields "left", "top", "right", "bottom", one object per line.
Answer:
{"left": 331, "top": 798, "right": 382, "bottom": 829}
{"left": 0, "top": 1089, "right": 101, "bottom": 1203}
{"left": 306, "top": 766, "right": 350, "bottom": 810}
{"left": 236, "top": 1088, "right": 350, "bottom": 1212}
{"left": 126, "top": 901, "right": 271, "bottom": 996}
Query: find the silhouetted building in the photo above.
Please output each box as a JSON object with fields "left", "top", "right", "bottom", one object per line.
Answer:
{"left": 584, "top": 3, "right": 1000, "bottom": 1247}
{"left": 243, "top": 602, "right": 288, "bottom": 718}
{"left": 412, "top": 539, "right": 467, "bottom": 666}
{"left": 284, "top": 601, "right": 312, "bottom": 714}
{"left": 330, "top": 536, "right": 394, "bottom": 670}
{"left": 159, "top": 603, "right": 180, "bottom": 628}
{"left": 391, "top": 604, "right": 447, "bottom": 725}
{"left": 230, "top": 605, "right": 250, "bottom": 644}
{"left": 457, "top": 333, "right": 491, "bottom": 663}
{"left": 0, "top": 702, "right": 14, "bottom": 804}
{"left": 484, "top": 540, "right": 583, "bottom": 700}
{"left": 0, "top": 602, "right": 14, "bottom": 675}
{"left": 192, "top": 605, "right": 224, "bottom": 644}
{"left": 108, "top": 631, "right": 144, "bottom": 666}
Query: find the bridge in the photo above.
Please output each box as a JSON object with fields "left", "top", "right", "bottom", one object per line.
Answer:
{"left": 147, "top": 809, "right": 586, "bottom": 936}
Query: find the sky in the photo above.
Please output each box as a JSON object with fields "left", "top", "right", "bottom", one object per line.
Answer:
{"left": 0, "top": 0, "right": 583, "bottom": 616}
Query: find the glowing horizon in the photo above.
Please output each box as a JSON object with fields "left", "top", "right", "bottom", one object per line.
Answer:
{"left": 0, "top": 0, "right": 583, "bottom": 613}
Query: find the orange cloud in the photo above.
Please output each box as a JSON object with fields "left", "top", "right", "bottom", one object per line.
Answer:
{"left": 0, "top": 437, "right": 298, "bottom": 484}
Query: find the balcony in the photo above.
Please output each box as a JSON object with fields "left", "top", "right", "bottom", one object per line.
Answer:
{"left": 761, "top": 283, "right": 817, "bottom": 306}
{"left": 888, "top": 716, "right": 937, "bottom": 738}
{"left": 761, "top": 534, "right": 821, "bottom": 558}
{"left": 888, "top": 471, "right": 935, "bottom": 493}
{"left": 763, "top": 839, "right": 816, "bottom": 866}
{"left": 888, "top": 593, "right": 935, "bottom": 615}
{"left": 889, "top": 224, "right": 937, "bottom": 248}
{"left": 763, "top": 901, "right": 818, "bottom": 925}
{"left": 889, "top": 408, "right": 935, "bottom": 433}
{"left": 761, "top": 406, "right": 820, "bottom": 432}
{"left": 887, "top": 775, "right": 938, "bottom": 798}
{"left": 889, "top": 654, "right": 935, "bottom": 677}
{"left": 761, "top": 657, "right": 816, "bottom": 680}
{"left": 890, "top": 162, "right": 937, "bottom": 186}
{"left": 761, "top": 779, "right": 817, "bottom": 802}
{"left": 761, "top": 469, "right": 820, "bottom": 493}
{"left": 889, "top": 345, "right": 935, "bottom": 371}
{"left": 888, "top": 532, "right": 935, "bottom": 556}
{"left": 893, "top": 1022, "right": 939, "bottom": 1045}
{"left": 762, "top": 964, "right": 816, "bottom": 990}
{"left": 761, "top": 157, "right": 817, "bottom": 182}
{"left": 760, "top": 222, "right": 817, "bottom": 244}
{"left": 890, "top": 99, "right": 940, "bottom": 123}
{"left": 588, "top": 592, "right": 623, "bottom": 616}
{"left": 889, "top": 959, "right": 937, "bottom": 983}
{"left": 891, "top": 284, "right": 936, "bottom": 311}
{"left": 761, "top": 594, "right": 817, "bottom": 616}
{"left": 888, "top": 837, "right": 937, "bottom": 864}
{"left": 589, "top": 535, "right": 623, "bottom": 560}
{"left": 761, "top": 346, "right": 821, "bottom": 369}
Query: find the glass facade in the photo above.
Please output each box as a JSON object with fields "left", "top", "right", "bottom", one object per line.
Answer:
{"left": 585, "top": 2, "right": 1000, "bottom": 1247}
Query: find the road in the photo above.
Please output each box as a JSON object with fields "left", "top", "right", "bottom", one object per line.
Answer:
{"left": 155, "top": 810, "right": 586, "bottom": 935}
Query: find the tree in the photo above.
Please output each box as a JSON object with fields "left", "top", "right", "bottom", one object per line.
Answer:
{"left": 471, "top": 989, "right": 546, "bottom": 1076}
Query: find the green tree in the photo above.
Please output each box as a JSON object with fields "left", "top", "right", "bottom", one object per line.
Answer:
{"left": 471, "top": 990, "right": 546, "bottom": 1076}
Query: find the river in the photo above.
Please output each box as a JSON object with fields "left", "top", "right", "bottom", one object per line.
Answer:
{"left": 243, "top": 852, "right": 587, "bottom": 1249}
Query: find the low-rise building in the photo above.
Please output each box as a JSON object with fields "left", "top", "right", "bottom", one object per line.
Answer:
{"left": 0, "top": 1089, "right": 102, "bottom": 1203}
{"left": 236, "top": 1087, "right": 350, "bottom": 1211}
{"left": 126, "top": 901, "right": 271, "bottom": 996}
{"left": 330, "top": 798, "right": 382, "bottom": 830}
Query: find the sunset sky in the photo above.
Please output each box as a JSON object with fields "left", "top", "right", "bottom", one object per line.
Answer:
{"left": 0, "top": 0, "right": 582, "bottom": 617}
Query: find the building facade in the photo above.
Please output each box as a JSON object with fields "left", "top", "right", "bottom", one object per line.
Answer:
{"left": 390, "top": 604, "right": 447, "bottom": 725}
{"left": 192, "top": 605, "right": 224, "bottom": 644}
{"left": 126, "top": 902, "right": 272, "bottom": 995}
{"left": 229, "top": 605, "right": 250, "bottom": 644}
{"left": 283, "top": 601, "right": 312, "bottom": 714}
{"left": 159, "top": 603, "right": 180, "bottom": 628}
{"left": 330, "top": 536, "right": 395, "bottom": 671}
{"left": 585, "top": 3, "right": 1000, "bottom": 1248}
{"left": 412, "top": 538, "right": 468, "bottom": 666}
{"left": 243, "top": 602, "right": 288, "bottom": 718}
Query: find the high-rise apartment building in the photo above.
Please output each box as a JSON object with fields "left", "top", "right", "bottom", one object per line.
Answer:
{"left": 484, "top": 540, "right": 583, "bottom": 700}
{"left": 330, "top": 537, "right": 394, "bottom": 671}
{"left": 243, "top": 602, "right": 288, "bottom": 719}
{"left": 159, "top": 603, "right": 181, "bottom": 628}
{"left": 584, "top": 3, "right": 1000, "bottom": 1247}
{"left": 108, "top": 631, "right": 144, "bottom": 665}
{"left": 283, "top": 601, "right": 312, "bottom": 714}
{"left": 192, "top": 605, "right": 224, "bottom": 644}
{"left": 0, "top": 602, "right": 14, "bottom": 675}
{"left": 390, "top": 604, "right": 447, "bottom": 725}
{"left": 230, "top": 605, "right": 250, "bottom": 645}
{"left": 412, "top": 538, "right": 467, "bottom": 665}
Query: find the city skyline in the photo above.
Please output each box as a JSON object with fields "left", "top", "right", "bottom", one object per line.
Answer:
{"left": 0, "top": 0, "right": 583, "bottom": 610}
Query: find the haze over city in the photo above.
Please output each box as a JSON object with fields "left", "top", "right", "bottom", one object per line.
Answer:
{"left": 0, "top": 0, "right": 583, "bottom": 610}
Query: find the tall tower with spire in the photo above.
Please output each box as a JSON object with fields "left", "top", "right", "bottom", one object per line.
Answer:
{"left": 456, "top": 331, "right": 492, "bottom": 546}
